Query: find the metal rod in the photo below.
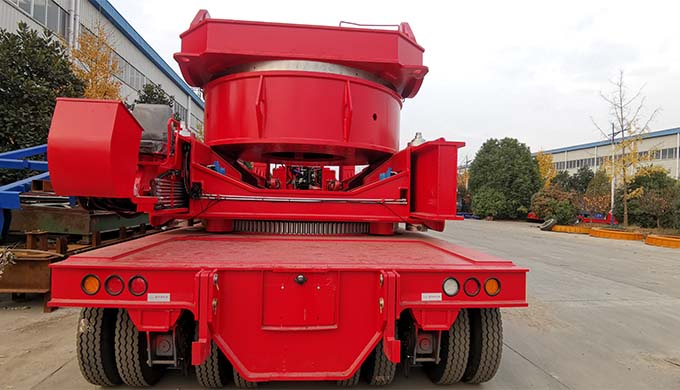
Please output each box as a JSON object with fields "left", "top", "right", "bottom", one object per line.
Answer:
{"left": 200, "top": 194, "right": 407, "bottom": 205}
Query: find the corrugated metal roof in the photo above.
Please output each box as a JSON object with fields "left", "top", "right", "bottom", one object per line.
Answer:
{"left": 543, "top": 127, "right": 680, "bottom": 154}
{"left": 88, "top": 0, "right": 204, "bottom": 109}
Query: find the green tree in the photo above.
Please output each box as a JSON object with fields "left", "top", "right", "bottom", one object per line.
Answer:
{"left": 570, "top": 166, "right": 594, "bottom": 194}
{"left": 133, "top": 83, "right": 180, "bottom": 121}
{"left": 551, "top": 171, "right": 571, "bottom": 191}
{"left": 471, "top": 187, "right": 507, "bottom": 219}
{"left": 135, "top": 83, "right": 174, "bottom": 107}
{"left": 469, "top": 138, "right": 541, "bottom": 219}
{"left": 613, "top": 166, "right": 680, "bottom": 228}
{"left": 639, "top": 186, "right": 679, "bottom": 229}
{"left": 0, "top": 23, "right": 84, "bottom": 184}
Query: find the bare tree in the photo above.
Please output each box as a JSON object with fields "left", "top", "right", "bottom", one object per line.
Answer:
{"left": 592, "top": 70, "right": 660, "bottom": 226}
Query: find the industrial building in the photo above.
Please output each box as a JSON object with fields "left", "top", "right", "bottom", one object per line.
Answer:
{"left": 542, "top": 127, "right": 680, "bottom": 179}
{"left": 0, "top": 0, "right": 204, "bottom": 131}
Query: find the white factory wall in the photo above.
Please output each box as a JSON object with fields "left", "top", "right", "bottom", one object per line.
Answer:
{"left": 1, "top": 0, "right": 204, "bottom": 131}
{"left": 546, "top": 132, "right": 680, "bottom": 179}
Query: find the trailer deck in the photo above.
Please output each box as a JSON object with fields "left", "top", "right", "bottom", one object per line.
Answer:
{"left": 53, "top": 227, "right": 526, "bottom": 271}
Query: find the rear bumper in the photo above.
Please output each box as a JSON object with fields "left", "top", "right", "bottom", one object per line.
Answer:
{"left": 49, "top": 230, "right": 527, "bottom": 381}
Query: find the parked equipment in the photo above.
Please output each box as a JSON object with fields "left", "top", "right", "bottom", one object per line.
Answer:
{"left": 47, "top": 11, "right": 527, "bottom": 387}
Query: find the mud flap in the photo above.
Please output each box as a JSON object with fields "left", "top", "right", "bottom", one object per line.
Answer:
{"left": 192, "top": 269, "right": 219, "bottom": 365}
{"left": 382, "top": 271, "right": 400, "bottom": 363}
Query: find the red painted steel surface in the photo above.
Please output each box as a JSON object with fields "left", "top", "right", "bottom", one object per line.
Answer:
{"left": 203, "top": 72, "right": 402, "bottom": 165}
{"left": 45, "top": 11, "right": 528, "bottom": 383}
{"left": 175, "top": 12, "right": 427, "bottom": 165}
{"left": 50, "top": 228, "right": 527, "bottom": 380}
{"left": 48, "top": 99, "right": 143, "bottom": 198}
{"left": 175, "top": 11, "right": 428, "bottom": 98}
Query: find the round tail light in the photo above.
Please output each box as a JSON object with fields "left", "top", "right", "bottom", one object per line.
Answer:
{"left": 105, "top": 275, "right": 124, "bottom": 296}
{"left": 484, "top": 278, "right": 501, "bottom": 296}
{"left": 442, "top": 278, "right": 459, "bottom": 296}
{"left": 81, "top": 274, "right": 100, "bottom": 295}
{"left": 464, "top": 278, "right": 480, "bottom": 297}
{"left": 129, "top": 276, "right": 148, "bottom": 296}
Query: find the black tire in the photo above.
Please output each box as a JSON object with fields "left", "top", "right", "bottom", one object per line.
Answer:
{"left": 361, "top": 340, "right": 396, "bottom": 386}
{"left": 76, "top": 308, "right": 122, "bottom": 386}
{"left": 425, "top": 308, "right": 470, "bottom": 385}
{"left": 115, "top": 309, "right": 164, "bottom": 386}
{"left": 539, "top": 218, "right": 557, "bottom": 231}
{"left": 233, "top": 368, "right": 257, "bottom": 388}
{"left": 196, "top": 342, "right": 230, "bottom": 388}
{"left": 337, "top": 368, "right": 361, "bottom": 387}
{"left": 462, "top": 308, "right": 503, "bottom": 384}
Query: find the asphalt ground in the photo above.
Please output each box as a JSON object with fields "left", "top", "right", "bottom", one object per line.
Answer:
{"left": 1, "top": 220, "right": 678, "bottom": 389}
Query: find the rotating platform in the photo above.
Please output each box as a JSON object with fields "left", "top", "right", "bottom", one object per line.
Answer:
{"left": 175, "top": 11, "right": 429, "bottom": 165}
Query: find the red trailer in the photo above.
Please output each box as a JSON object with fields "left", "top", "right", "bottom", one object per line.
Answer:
{"left": 47, "top": 11, "right": 527, "bottom": 388}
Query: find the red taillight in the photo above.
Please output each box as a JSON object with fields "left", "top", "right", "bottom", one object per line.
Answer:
{"left": 129, "top": 276, "right": 148, "bottom": 296}
{"left": 464, "top": 278, "right": 480, "bottom": 297}
{"left": 105, "top": 275, "right": 124, "bottom": 296}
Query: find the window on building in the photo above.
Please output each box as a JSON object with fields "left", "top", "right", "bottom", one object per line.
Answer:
{"left": 174, "top": 100, "right": 188, "bottom": 122}
{"left": 11, "top": 0, "right": 69, "bottom": 39}
{"left": 18, "top": 0, "right": 31, "bottom": 14}
{"left": 46, "top": 0, "right": 59, "bottom": 32}
{"left": 661, "top": 147, "right": 678, "bottom": 160}
{"left": 59, "top": 2, "right": 68, "bottom": 36}
{"left": 32, "top": 0, "right": 46, "bottom": 24}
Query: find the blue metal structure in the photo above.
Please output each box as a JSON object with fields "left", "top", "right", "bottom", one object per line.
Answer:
{"left": 0, "top": 144, "right": 50, "bottom": 239}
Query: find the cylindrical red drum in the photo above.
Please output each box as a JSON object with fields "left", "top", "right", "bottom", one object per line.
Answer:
{"left": 203, "top": 61, "right": 402, "bottom": 165}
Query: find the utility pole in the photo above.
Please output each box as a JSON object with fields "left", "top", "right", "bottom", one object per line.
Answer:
{"left": 609, "top": 122, "right": 624, "bottom": 225}
{"left": 464, "top": 155, "right": 471, "bottom": 190}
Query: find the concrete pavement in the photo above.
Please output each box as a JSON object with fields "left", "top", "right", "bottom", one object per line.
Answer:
{"left": 1, "top": 220, "right": 678, "bottom": 389}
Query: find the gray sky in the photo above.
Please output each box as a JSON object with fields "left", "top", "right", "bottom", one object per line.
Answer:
{"left": 110, "top": 0, "right": 680, "bottom": 162}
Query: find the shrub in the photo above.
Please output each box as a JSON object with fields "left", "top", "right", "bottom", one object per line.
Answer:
{"left": 613, "top": 166, "right": 680, "bottom": 229}
{"left": 468, "top": 138, "right": 541, "bottom": 219}
{"left": 551, "top": 201, "right": 579, "bottom": 225}
{"left": 530, "top": 187, "right": 578, "bottom": 225}
{"left": 472, "top": 187, "right": 508, "bottom": 219}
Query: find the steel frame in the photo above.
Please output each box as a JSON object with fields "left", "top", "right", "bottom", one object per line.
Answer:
{"left": 45, "top": 10, "right": 528, "bottom": 384}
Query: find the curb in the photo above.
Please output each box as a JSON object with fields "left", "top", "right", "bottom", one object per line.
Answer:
{"left": 645, "top": 234, "right": 680, "bottom": 249}
{"left": 589, "top": 227, "right": 644, "bottom": 241}
{"left": 551, "top": 225, "right": 591, "bottom": 234}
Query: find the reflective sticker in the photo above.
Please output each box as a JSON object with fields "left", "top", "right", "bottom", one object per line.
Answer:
{"left": 147, "top": 293, "right": 171, "bottom": 302}
{"left": 421, "top": 292, "right": 442, "bottom": 302}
